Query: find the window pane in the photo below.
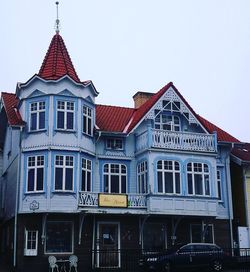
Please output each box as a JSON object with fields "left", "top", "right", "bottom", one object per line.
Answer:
{"left": 175, "top": 173, "right": 180, "bottom": 194}
{"left": 191, "top": 225, "right": 202, "bottom": 243}
{"left": 87, "top": 172, "right": 91, "bottom": 191}
{"left": 82, "top": 170, "right": 86, "bottom": 191}
{"left": 55, "top": 168, "right": 63, "bottom": 190}
{"left": 121, "top": 176, "right": 126, "bottom": 193}
{"left": 67, "top": 112, "right": 74, "bottom": 129}
{"left": 87, "top": 118, "right": 92, "bottom": 135}
{"left": 57, "top": 111, "right": 64, "bottom": 129}
{"left": 83, "top": 116, "right": 87, "bottom": 133}
{"left": 104, "top": 175, "right": 109, "bottom": 192}
{"left": 46, "top": 222, "right": 72, "bottom": 253}
{"left": 37, "top": 168, "right": 44, "bottom": 191}
{"left": 157, "top": 172, "right": 163, "bottom": 193}
{"left": 31, "top": 113, "right": 37, "bottom": 130}
{"left": 39, "top": 112, "right": 45, "bottom": 129}
{"left": 165, "top": 172, "right": 173, "bottom": 193}
{"left": 205, "top": 175, "right": 210, "bottom": 195}
{"left": 65, "top": 168, "right": 73, "bottom": 190}
{"left": 188, "top": 174, "right": 193, "bottom": 194}
{"left": 111, "top": 176, "right": 119, "bottom": 193}
{"left": 194, "top": 174, "right": 203, "bottom": 195}
{"left": 28, "top": 169, "right": 35, "bottom": 191}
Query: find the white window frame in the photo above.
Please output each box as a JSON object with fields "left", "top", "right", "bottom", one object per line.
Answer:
{"left": 45, "top": 221, "right": 74, "bottom": 255}
{"left": 81, "top": 158, "right": 92, "bottom": 191}
{"left": 217, "top": 170, "right": 222, "bottom": 201}
{"left": 54, "top": 155, "right": 74, "bottom": 191}
{"left": 56, "top": 100, "right": 75, "bottom": 130}
{"left": 187, "top": 162, "right": 210, "bottom": 196}
{"left": 27, "top": 155, "right": 44, "bottom": 192}
{"left": 137, "top": 161, "right": 148, "bottom": 194}
{"left": 24, "top": 229, "right": 38, "bottom": 256}
{"left": 30, "top": 101, "right": 45, "bottom": 131}
{"left": 103, "top": 163, "right": 127, "bottom": 194}
{"left": 155, "top": 113, "right": 180, "bottom": 131}
{"left": 157, "top": 160, "right": 181, "bottom": 194}
{"left": 106, "top": 138, "right": 123, "bottom": 150}
{"left": 83, "top": 105, "right": 93, "bottom": 136}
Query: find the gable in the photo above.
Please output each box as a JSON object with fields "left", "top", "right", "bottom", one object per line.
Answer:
{"left": 27, "top": 89, "right": 46, "bottom": 98}
{"left": 57, "top": 89, "right": 76, "bottom": 97}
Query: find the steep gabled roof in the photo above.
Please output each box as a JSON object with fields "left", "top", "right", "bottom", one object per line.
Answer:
{"left": 38, "top": 33, "right": 80, "bottom": 83}
{"left": 1, "top": 92, "right": 25, "bottom": 126}
{"left": 197, "top": 115, "right": 240, "bottom": 143}
{"left": 96, "top": 105, "right": 135, "bottom": 133}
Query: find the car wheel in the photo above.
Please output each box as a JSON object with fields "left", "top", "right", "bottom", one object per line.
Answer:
{"left": 163, "top": 262, "right": 171, "bottom": 272}
{"left": 211, "top": 260, "right": 223, "bottom": 271}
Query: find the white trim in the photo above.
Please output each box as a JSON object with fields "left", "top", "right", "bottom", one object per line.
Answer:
{"left": 24, "top": 229, "right": 38, "bottom": 256}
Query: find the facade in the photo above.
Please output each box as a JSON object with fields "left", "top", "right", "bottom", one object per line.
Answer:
{"left": 0, "top": 31, "right": 243, "bottom": 271}
{"left": 230, "top": 144, "right": 250, "bottom": 248}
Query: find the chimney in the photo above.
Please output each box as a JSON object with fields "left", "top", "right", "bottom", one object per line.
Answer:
{"left": 133, "top": 91, "right": 154, "bottom": 109}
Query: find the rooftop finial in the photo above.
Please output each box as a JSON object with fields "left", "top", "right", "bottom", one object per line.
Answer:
{"left": 55, "top": 1, "right": 60, "bottom": 34}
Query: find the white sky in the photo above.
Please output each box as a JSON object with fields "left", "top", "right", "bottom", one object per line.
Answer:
{"left": 0, "top": 0, "right": 249, "bottom": 142}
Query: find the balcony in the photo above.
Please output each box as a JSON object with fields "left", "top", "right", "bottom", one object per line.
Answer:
{"left": 135, "top": 128, "right": 217, "bottom": 153}
{"left": 78, "top": 192, "right": 218, "bottom": 217}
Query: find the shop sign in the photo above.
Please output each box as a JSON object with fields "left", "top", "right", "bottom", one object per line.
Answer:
{"left": 99, "top": 193, "right": 127, "bottom": 208}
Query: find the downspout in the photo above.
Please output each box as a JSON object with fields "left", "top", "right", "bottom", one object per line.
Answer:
{"left": 225, "top": 155, "right": 234, "bottom": 250}
{"left": 13, "top": 126, "right": 23, "bottom": 268}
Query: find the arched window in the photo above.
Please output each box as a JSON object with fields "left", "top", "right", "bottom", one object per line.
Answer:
{"left": 157, "top": 160, "right": 181, "bottom": 194}
{"left": 104, "top": 163, "right": 127, "bottom": 193}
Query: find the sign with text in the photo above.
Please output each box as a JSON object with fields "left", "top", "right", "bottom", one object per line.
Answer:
{"left": 99, "top": 193, "right": 128, "bottom": 208}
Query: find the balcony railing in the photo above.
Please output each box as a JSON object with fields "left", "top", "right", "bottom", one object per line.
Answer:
{"left": 136, "top": 128, "right": 217, "bottom": 153}
{"left": 78, "top": 192, "right": 147, "bottom": 209}
{"left": 78, "top": 192, "right": 218, "bottom": 217}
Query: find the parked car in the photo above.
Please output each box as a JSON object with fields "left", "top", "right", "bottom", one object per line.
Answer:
{"left": 139, "top": 243, "right": 225, "bottom": 271}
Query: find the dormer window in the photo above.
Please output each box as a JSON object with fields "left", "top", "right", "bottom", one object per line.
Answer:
{"left": 83, "top": 105, "right": 93, "bottom": 136}
{"left": 155, "top": 112, "right": 180, "bottom": 131}
{"left": 106, "top": 138, "right": 123, "bottom": 150}
{"left": 57, "top": 101, "right": 74, "bottom": 130}
{"left": 30, "top": 101, "right": 45, "bottom": 131}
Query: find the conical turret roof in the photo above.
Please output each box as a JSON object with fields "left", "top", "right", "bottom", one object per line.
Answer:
{"left": 38, "top": 33, "right": 80, "bottom": 82}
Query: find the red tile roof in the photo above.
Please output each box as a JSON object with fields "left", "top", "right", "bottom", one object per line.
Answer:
{"left": 232, "top": 143, "right": 250, "bottom": 162}
{"left": 38, "top": 33, "right": 80, "bottom": 83}
{"left": 197, "top": 115, "right": 240, "bottom": 143}
{"left": 1, "top": 93, "right": 25, "bottom": 126}
{"left": 96, "top": 105, "right": 135, "bottom": 132}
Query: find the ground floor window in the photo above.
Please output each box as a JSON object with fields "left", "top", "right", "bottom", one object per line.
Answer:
{"left": 190, "top": 223, "right": 214, "bottom": 243}
{"left": 24, "top": 229, "right": 38, "bottom": 256}
{"left": 143, "top": 223, "right": 167, "bottom": 251}
{"left": 45, "top": 221, "right": 73, "bottom": 254}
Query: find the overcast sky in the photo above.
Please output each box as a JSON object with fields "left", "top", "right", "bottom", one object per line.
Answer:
{"left": 0, "top": 0, "right": 249, "bottom": 142}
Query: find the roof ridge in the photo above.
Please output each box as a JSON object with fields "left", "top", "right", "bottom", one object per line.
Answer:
{"left": 96, "top": 104, "right": 135, "bottom": 110}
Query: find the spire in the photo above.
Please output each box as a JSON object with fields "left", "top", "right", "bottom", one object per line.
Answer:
{"left": 38, "top": 33, "right": 80, "bottom": 82}
{"left": 55, "top": 1, "right": 60, "bottom": 34}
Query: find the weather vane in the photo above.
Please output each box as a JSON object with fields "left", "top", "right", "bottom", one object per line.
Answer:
{"left": 55, "top": 1, "right": 61, "bottom": 33}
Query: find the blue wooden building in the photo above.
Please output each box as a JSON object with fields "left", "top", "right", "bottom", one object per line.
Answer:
{"left": 0, "top": 30, "right": 241, "bottom": 271}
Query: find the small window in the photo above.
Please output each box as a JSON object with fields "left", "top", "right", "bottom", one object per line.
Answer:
{"left": 106, "top": 138, "right": 123, "bottom": 150}
{"left": 30, "top": 101, "right": 45, "bottom": 131}
{"left": 81, "top": 158, "right": 92, "bottom": 191}
{"left": 24, "top": 229, "right": 38, "bottom": 256}
{"left": 83, "top": 105, "right": 93, "bottom": 136}
{"left": 154, "top": 113, "right": 180, "bottom": 131}
{"left": 56, "top": 101, "right": 74, "bottom": 130}
{"left": 55, "top": 155, "right": 74, "bottom": 191}
{"left": 27, "top": 156, "right": 44, "bottom": 192}
{"left": 45, "top": 221, "right": 73, "bottom": 253}
{"left": 137, "top": 161, "right": 148, "bottom": 194}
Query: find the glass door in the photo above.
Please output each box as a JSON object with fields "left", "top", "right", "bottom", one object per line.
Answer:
{"left": 97, "top": 222, "right": 120, "bottom": 268}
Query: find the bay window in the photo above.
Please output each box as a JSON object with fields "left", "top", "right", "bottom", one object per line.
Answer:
{"left": 83, "top": 105, "right": 93, "bottom": 136}
{"left": 30, "top": 101, "right": 45, "bottom": 131}
{"left": 137, "top": 161, "right": 148, "bottom": 194}
{"left": 57, "top": 100, "right": 74, "bottom": 130}
{"left": 81, "top": 158, "right": 92, "bottom": 191}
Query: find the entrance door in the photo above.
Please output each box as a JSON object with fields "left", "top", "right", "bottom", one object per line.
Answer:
{"left": 97, "top": 222, "right": 120, "bottom": 268}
